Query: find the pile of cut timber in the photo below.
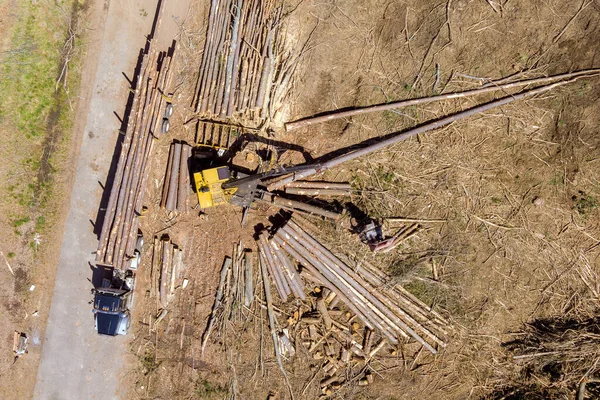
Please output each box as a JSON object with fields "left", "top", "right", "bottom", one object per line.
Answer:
{"left": 96, "top": 40, "right": 176, "bottom": 270}
{"left": 161, "top": 141, "right": 192, "bottom": 212}
{"left": 263, "top": 218, "right": 448, "bottom": 355}
{"left": 257, "top": 232, "right": 305, "bottom": 300}
{"left": 152, "top": 235, "right": 183, "bottom": 308}
{"left": 202, "top": 242, "right": 255, "bottom": 353}
{"left": 194, "top": 121, "right": 253, "bottom": 148}
{"left": 256, "top": 192, "right": 344, "bottom": 220}
{"left": 192, "top": 0, "right": 283, "bottom": 122}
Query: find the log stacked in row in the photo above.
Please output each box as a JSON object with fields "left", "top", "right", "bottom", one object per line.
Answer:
{"left": 268, "top": 218, "right": 448, "bottom": 354}
{"left": 96, "top": 41, "right": 176, "bottom": 271}
{"left": 161, "top": 141, "right": 192, "bottom": 212}
{"left": 257, "top": 232, "right": 306, "bottom": 301}
{"left": 193, "top": 0, "right": 282, "bottom": 122}
{"left": 152, "top": 235, "right": 182, "bottom": 308}
{"left": 256, "top": 192, "right": 342, "bottom": 220}
{"left": 194, "top": 121, "right": 250, "bottom": 148}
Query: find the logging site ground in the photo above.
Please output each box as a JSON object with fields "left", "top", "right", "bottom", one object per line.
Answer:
{"left": 1, "top": 0, "right": 600, "bottom": 399}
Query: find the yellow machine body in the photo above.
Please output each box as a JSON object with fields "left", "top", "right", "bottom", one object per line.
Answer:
{"left": 193, "top": 166, "right": 237, "bottom": 209}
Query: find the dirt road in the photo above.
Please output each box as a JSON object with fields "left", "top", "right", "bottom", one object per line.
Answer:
{"left": 33, "top": 1, "right": 158, "bottom": 398}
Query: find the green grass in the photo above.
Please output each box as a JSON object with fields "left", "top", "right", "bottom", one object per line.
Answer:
{"left": 0, "top": 0, "right": 83, "bottom": 244}
{"left": 12, "top": 216, "right": 31, "bottom": 228}
{"left": 2, "top": 3, "right": 60, "bottom": 139}
{"left": 573, "top": 193, "right": 598, "bottom": 215}
{"left": 140, "top": 349, "right": 161, "bottom": 375}
{"left": 35, "top": 215, "right": 46, "bottom": 231}
{"left": 195, "top": 377, "right": 227, "bottom": 399}
{"left": 549, "top": 171, "right": 564, "bottom": 186}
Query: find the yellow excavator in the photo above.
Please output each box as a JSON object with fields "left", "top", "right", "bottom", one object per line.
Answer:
{"left": 193, "top": 166, "right": 236, "bottom": 208}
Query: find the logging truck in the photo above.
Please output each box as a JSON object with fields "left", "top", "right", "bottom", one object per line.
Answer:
{"left": 92, "top": 234, "right": 143, "bottom": 336}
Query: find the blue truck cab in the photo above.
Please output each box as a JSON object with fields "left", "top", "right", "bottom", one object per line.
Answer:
{"left": 92, "top": 287, "right": 131, "bottom": 336}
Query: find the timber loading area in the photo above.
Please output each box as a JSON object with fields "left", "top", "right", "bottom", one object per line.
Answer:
{"left": 91, "top": 1, "right": 600, "bottom": 399}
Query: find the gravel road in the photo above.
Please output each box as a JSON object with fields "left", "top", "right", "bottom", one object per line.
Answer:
{"left": 33, "top": 1, "right": 158, "bottom": 399}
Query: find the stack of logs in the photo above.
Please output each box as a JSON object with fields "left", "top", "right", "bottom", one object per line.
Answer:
{"left": 161, "top": 141, "right": 192, "bottom": 212}
{"left": 257, "top": 232, "right": 306, "bottom": 301}
{"left": 96, "top": 40, "right": 176, "bottom": 271}
{"left": 202, "top": 242, "right": 255, "bottom": 353}
{"left": 263, "top": 218, "right": 448, "bottom": 355}
{"left": 195, "top": 120, "right": 252, "bottom": 148}
{"left": 193, "top": 0, "right": 282, "bottom": 122}
{"left": 255, "top": 180, "right": 353, "bottom": 220}
{"left": 152, "top": 235, "right": 183, "bottom": 308}
{"left": 258, "top": 193, "right": 343, "bottom": 220}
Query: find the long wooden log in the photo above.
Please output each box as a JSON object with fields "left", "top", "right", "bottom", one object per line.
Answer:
{"left": 151, "top": 236, "right": 160, "bottom": 297}
{"left": 112, "top": 52, "right": 158, "bottom": 265}
{"left": 165, "top": 142, "right": 182, "bottom": 211}
{"left": 284, "top": 188, "right": 351, "bottom": 197}
{"left": 269, "top": 238, "right": 305, "bottom": 300}
{"left": 243, "top": 250, "right": 254, "bottom": 307}
{"left": 111, "top": 66, "right": 154, "bottom": 268}
{"left": 176, "top": 144, "right": 190, "bottom": 211}
{"left": 222, "top": 0, "right": 242, "bottom": 117}
{"left": 268, "top": 79, "right": 585, "bottom": 191}
{"left": 286, "top": 181, "right": 352, "bottom": 190}
{"left": 200, "top": 0, "right": 228, "bottom": 113}
{"left": 194, "top": 0, "right": 219, "bottom": 112}
{"left": 117, "top": 58, "right": 160, "bottom": 269}
{"left": 103, "top": 51, "right": 154, "bottom": 263}
{"left": 273, "top": 231, "right": 394, "bottom": 341}
{"left": 206, "top": 0, "right": 232, "bottom": 113}
{"left": 286, "top": 220, "right": 442, "bottom": 349}
{"left": 270, "top": 195, "right": 340, "bottom": 220}
{"left": 271, "top": 239, "right": 306, "bottom": 300}
{"left": 272, "top": 234, "right": 380, "bottom": 333}
{"left": 258, "top": 234, "right": 290, "bottom": 299}
{"left": 274, "top": 229, "right": 384, "bottom": 333}
{"left": 279, "top": 225, "right": 408, "bottom": 346}
{"left": 285, "top": 69, "right": 600, "bottom": 131}
{"left": 259, "top": 246, "right": 293, "bottom": 398}
{"left": 160, "top": 237, "right": 171, "bottom": 308}
{"left": 161, "top": 143, "right": 175, "bottom": 208}
{"left": 96, "top": 53, "right": 149, "bottom": 262}
{"left": 260, "top": 31, "right": 277, "bottom": 118}
{"left": 286, "top": 220, "right": 445, "bottom": 348}
{"left": 337, "top": 250, "right": 448, "bottom": 328}
{"left": 126, "top": 55, "right": 170, "bottom": 258}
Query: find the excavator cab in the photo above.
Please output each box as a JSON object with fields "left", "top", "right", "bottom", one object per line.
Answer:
{"left": 191, "top": 145, "right": 239, "bottom": 209}
{"left": 193, "top": 166, "right": 238, "bottom": 208}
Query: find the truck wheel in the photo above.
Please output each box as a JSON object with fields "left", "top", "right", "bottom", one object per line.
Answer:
{"left": 164, "top": 103, "right": 174, "bottom": 118}
{"left": 161, "top": 118, "right": 170, "bottom": 134}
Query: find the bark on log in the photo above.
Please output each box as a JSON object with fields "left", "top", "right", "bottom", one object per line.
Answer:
{"left": 269, "top": 80, "right": 582, "bottom": 191}
{"left": 285, "top": 69, "right": 600, "bottom": 131}
{"left": 165, "top": 142, "right": 182, "bottom": 211}
{"left": 285, "top": 181, "right": 352, "bottom": 190}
